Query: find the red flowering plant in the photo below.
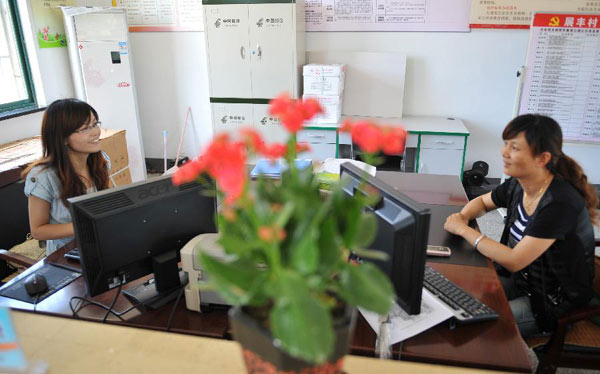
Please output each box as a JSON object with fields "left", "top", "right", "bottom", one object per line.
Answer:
{"left": 172, "top": 93, "right": 407, "bottom": 365}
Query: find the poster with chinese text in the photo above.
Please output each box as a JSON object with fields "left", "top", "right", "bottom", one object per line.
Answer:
{"left": 518, "top": 13, "right": 600, "bottom": 143}
{"left": 305, "top": 0, "right": 471, "bottom": 32}
{"left": 470, "top": 0, "right": 597, "bottom": 29}
{"left": 115, "top": 0, "right": 203, "bottom": 31}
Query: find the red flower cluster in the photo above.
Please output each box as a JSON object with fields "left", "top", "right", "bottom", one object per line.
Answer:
{"left": 174, "top": 93, "right": 407, "bottom": 206}
{"left": 340, "top": 120, "right": 407, "bottom": 155}
{"left": 269, "top": 93, "right": 324, "bottom": 133}
{"left": 172, "top": 134, "right": 247, "bottom": 205}
{"left": 172, "top": 128, "right": 312, "bottom": 204}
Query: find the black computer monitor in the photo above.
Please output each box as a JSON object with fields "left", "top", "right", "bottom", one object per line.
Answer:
{"left": 340, "top": 163, "right": 430, "bottom": 315}
{"left": 68, "top": 174, "right": 217, "bottom": 306}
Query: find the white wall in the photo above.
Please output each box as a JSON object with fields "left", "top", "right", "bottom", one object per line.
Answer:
{"left": 128, "top": 32, "right": 212, "bottom": 160}
{"left": 2, "top": 12, "right": 598, "bottom": 182}
{"left": 308, "top": 29, "right": 529, "bottom": 179}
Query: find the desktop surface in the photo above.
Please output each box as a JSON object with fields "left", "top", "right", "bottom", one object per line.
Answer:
{"left": 0, "top": 173, "right": 531, "bottom": 373}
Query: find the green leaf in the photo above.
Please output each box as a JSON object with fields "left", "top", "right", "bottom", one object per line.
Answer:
{"left": 270, "top": 273, "right": 333, "bottom": 364}
{"left": 354, "top": 212, "right": 377, "bottom": 248}
{"left": 199, "top": 253, "right": 266, "bottom": 305}
{"left": 217, "top": 235, "right": 257, "bottom": 256}
{"left": 289, "top": 229, "right": 318, "bottom": 274}
{"left": 337, "top": 262, "right": 394, "bottom": 315}
{"left": 317, "top": 218, "right": 342, "bottom": 274}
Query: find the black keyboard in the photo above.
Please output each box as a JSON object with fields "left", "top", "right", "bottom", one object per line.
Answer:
{"left": 423, "top": 265, "right": 499, "bottom": 324}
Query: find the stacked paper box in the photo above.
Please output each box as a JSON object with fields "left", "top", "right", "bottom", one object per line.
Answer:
{"left": 303, "top": 64, "right": 345, "bottom": 124}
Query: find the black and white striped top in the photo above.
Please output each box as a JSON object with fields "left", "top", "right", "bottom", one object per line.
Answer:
{"left": 509, "top": 199, "right": 530, "bottom": 245}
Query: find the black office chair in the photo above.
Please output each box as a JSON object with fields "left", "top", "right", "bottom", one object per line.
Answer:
{"left": 0, "top": 180, "right": 36, "bottom": 282}
{"left": 526, "top": 255, "right": 600, "bottom": 374}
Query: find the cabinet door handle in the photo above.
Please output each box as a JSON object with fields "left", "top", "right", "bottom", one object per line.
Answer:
{"left": 240, "top": 46, "right": 246, "bottom": 60}
{"left": 308, "top": 134, "right": 325, "bottom": 138}
{"left": 434, "top": 140, "right": 454, "bottom": 145}
{"left": 256, "top": 44, "right": 262, "bottom": 60}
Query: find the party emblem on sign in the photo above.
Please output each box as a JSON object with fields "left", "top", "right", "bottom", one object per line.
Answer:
{"left": 549, "top": 16, "right": 560, "bottom": 27}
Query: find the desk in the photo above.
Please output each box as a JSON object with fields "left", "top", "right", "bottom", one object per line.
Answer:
{"left": 0, "top": 174, "right": 531, "bottom": 373}
{"left": 12, "top": 310, "right": 502, "bottom": 374}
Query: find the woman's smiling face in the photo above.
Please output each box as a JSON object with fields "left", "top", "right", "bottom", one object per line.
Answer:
{"left": 66, "top": 113, "right": 101, "bottom": 155}
{"left": 501, "top": 132, "right": 539, "bottom": 178}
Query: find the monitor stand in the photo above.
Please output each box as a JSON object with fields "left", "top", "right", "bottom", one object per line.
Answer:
{"left": 122, "top": 250, "right": 188, "bottom": 310}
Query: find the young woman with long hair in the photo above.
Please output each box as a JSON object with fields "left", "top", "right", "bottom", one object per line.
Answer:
{"left": 23, "top": 99, "right": 110, "bottom": 255}
{"left": 444, "top": 114, "right": 597, "bottom": 337}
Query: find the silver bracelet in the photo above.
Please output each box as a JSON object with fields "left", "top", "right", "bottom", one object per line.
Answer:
{"left": 474, "top": 234, "right": 486, "bottom": 249}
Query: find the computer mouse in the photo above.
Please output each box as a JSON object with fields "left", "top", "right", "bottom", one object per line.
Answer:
{"left": 24, "top": 274, "right": 48, "bottom": 296}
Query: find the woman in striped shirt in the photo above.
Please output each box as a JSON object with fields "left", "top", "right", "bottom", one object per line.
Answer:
{"left": 444, "top": 114, "right": 597, "bottom": 337}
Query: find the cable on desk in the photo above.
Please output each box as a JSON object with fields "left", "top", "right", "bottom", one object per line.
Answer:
{"left": 102, "top": 281, "right": 123, "bottom": 323}
{"left": 165, "top": 280, "right": 188, "bottom": 332}
{"left": 32, "top": 294, "right": 40, "bottom": 313}
{"left": 69, "top": 294, "right": 141, "bottom": 321}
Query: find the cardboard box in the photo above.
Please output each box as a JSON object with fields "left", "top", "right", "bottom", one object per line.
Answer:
{"left": 100, "top": 128, "right": 129, "bottom": 174}
{"left": 100, "top": 128, "right": 132, "bottom": 187}
{"left": 303, "top": 75, "right": 344, "bottom": 96}
{"left": 303, "top": 64, "right": 346, "bottom": 77}
{"left": 303, "top": 94, "right": 343, "bottom": 124}
{"left": 110, "top": 167, "right": 132, "bottom": 187}
{"left": 303, "top": 64, "right": 346, "bottom": 96}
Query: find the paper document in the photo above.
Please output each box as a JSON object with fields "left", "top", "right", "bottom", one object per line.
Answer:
{"left": 359, "top": 289, "right": 453, "bottom": 344}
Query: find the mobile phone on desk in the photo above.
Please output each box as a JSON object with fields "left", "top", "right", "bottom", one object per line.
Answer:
{"left": 426, "top": 245, "right": 451, "bottom": 257}
{"left": 64, "top": 247, "right": 81, "bottom": 262}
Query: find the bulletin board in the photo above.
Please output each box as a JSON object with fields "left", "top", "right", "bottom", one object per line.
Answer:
{"left": 114, "top": 0, "right": 203, "bottom": 31}
{"left": 518, "top": 13, "right": 600, "bottom": 143}
{"left": 305, "top": 0, "right": 471, "bottom": 32}
{"left": 469, "top": 0, "right": 597, "bottom": 29}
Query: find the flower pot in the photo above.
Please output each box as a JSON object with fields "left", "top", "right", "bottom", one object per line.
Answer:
{"left": 229, "top": 305, "right": 356, "bottom": 374}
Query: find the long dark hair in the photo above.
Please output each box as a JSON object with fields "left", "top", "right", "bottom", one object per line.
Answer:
{"left": 503, "top": 114, "right": 598, "bottom": 223}
{"left": 23, "top": 99, "right": 109, "bottom": 205}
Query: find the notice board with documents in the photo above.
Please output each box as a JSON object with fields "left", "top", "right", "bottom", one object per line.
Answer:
{"left": 518, "top": 13, "right": 600, "bottom": 143}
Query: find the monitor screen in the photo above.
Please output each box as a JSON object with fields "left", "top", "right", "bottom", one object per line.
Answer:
{"left": 340, "top": 163, "right": 430, "bottom": 315}
{"left": 68, "top": 174, "right": 217, "bottom": 300}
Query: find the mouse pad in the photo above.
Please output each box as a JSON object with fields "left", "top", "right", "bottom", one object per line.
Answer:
{"left": 423, "top": 204, "right": 489, "bottom": 268}
{"left": 0, "top": 263, "right": 81, "bottom": 304}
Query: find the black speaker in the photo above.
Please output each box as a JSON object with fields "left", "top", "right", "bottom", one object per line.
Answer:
{"left": 463, "top": 161, "right": 489, "bottom": 187}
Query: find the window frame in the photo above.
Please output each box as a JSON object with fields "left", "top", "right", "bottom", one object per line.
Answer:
{"left": 0, "top": 0, "right": 36, "bottom": 115}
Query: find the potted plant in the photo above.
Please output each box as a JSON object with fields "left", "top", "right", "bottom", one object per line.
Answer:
{"left": 172, "top": 94, "right": 407, "bottom": 373}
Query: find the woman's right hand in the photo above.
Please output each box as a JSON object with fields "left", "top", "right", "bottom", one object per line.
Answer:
{"left": 444, "top": 213, "right": 469, "bottom": 237}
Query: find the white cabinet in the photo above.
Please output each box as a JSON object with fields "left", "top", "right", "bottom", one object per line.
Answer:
{"left": 204, "top": 5, "right": 252, "bottom": 98}
{"left": 297, "top": 128, "right": 338, "bottom": 161}
{"left": 211, "top": 103, "right": 288, "bottom": 144}
{"left": 417, "top": 134, "right": 466, "bottom": 176}
{"left": 211, "top": 103, "right": 254, "bottom": 137}
{"left": 418, "top": 148, "right": 464, "bottom": 176}
{"left": 204, "top": 1, "right": 304, "bottom": 142}
{"left": 253, "top": 104, "right": 288, "bottom": 143}
{"left": 204, "top": 1, "right": 302, "bottom": 100}
{"left": 248, "top": 4, "right": 296, "bottom": 99}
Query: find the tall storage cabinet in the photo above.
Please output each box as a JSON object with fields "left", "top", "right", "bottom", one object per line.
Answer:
{"left": 203, "top": 0, "right": 304, "bottom": 143}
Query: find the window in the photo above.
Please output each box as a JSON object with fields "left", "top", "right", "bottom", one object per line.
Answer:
{"left": 0, "top": 0, "right": 35, "bottom": 114}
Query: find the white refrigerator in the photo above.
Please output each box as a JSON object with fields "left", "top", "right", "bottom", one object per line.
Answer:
{"left": 62, "top": 7, "right": 146, "bottom": 182}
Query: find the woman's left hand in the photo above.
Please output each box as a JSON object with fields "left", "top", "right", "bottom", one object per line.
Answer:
{"left": 444, "top": 213, "right": 469, "bottom": 237}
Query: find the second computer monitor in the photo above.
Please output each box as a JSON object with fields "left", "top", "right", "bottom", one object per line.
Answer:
{"left": 340, "top": 163, "right": 430, "bottom": 315}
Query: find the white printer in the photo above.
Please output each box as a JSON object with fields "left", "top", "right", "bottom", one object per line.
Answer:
{"left": 180, "top": 233, "right": 229, "bottom": 312}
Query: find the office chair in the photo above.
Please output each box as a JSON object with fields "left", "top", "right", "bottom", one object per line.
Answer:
{"left": 526, "top": 254, "right": 600, "bottom": 374}
{"left": 0, "top": 180, "right": 43, "bottom": 283}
